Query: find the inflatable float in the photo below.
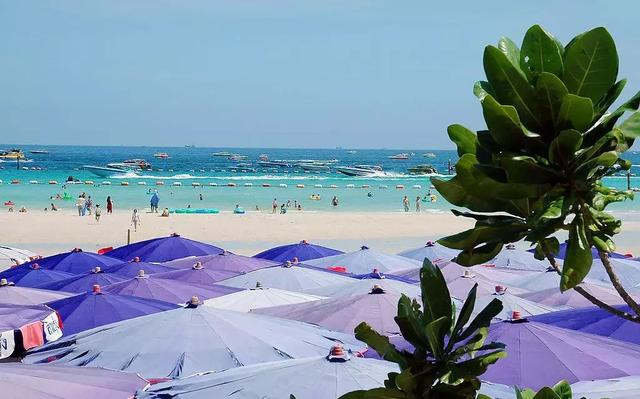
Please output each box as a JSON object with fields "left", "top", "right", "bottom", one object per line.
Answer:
{"left": 170, "top": 208, "right": 220, "bottom": 214}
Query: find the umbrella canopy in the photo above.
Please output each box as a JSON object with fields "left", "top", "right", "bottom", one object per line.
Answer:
{"left": 36, "top": 267, "right": 128, "bottom": 293}
{"left": 21, "top": 248, "right": 121, "bottom": 275}
{"left": 445, "top": 272, "right": 527, "bottom": 299}
{"left": 473, "top": 291, "right": 558, "bottom": 320}
{"left": 438, "top": 263, "right": 536, "bottom": 285}
{"left": 101, "top": 258, "right": 176, "bottom": 278}
{"left": 305, "top": 246, "right": 421, "bottom": 274}
{"left": 24, "top": 303, "right": 365, "bottom": 378}
{"left": 531, "top": 241, "right": 630, "bottom": 260}
{"left": 0, "top": 264, "right": 75, "bottom": 288}
{"left": 481, "top": 320, "right": 640, "bottom": 390}
{"left": 0, "top": 363, "right": 148, "bottom": 399}
{"left": 0, "top": 304, "right": 62, "bottom": 358}
{"left": 530, "top": 305, "right": 640, "bottom": 345}
{"left": 102, "top": 271, "right": 241, "bottom": 304}
{"left": 0, "top": 279, "right": 70, "bottom": 305}
{"left": 520, "top": 283, "right": 632, "bottom": 308}
{"left": 204, "top": 287, "right": 325, "bottom": 312}
{"left": 571, "top": 376, "right": 640, "bottom": 398}
{"left": 254, "top": 287, "right": 405, "bottom": 335}
{"left": 303, "top": 278, "right": 421, "bottom": 299}
{"left": 587, "top": 258, "right": 640, "bottom": 287}
{"left": 350, "top": 269, "right": 417, "bottom": 284}
{"left": 485, "top": 244, "right": 551, "bottom": 271}
{"left": 397, "top": 241, "right": 459, "bottom": 264}
{"left": 0, "top": 245, "right": 39, "bottom": 271}
{"left": 253, "top": 240, "right": 343, "bottom": 263}
{"left": 105, "top": 233, "right": 223, "bottom": 262}
{"left": 164, "top": 251, "right": 278, "bottom": 273}
{"left": 218, "top": 263, "right": 355, "bottom": 292}
{"left": 46, "top": 286, "right": 179, "bottom": 335}
{"left": 136, "top": 352, "right": 397, "bottom": 399}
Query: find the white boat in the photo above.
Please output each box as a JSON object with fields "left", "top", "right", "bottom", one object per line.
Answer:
{"left": 154, "top": 152, "right": 169, "bottom": 159}
{"left": 29, "top": 149, "right": 49, "bottom": 155}
{"left": 388, "top": 153, "right": 410, "bottom": 160}
{"left": 335, "top": 165, "right": 382, "bottom": 177}
{"left": 299, "top": 163, "right": 330, "bottom": 172}
{"left": 212, "top": 151, "right": 232, "bottom": 157}
{"left": 423, "top": 152, "right": 436, "bottom": 158}
{"left": 347, "top": 150, "right": 357, "bottom": 154}
{"left": 83, "top": 165, "right": 136, "bottom": 177}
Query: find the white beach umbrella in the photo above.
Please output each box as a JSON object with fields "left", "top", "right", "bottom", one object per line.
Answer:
{"left": 0, "top": 245, "right": 39, "bottom": 271}
{"left": 203, "top": 286, "right": 326, "bottom": 312}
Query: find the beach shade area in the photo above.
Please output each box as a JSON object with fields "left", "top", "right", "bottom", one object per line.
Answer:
{"left": 437, "top": 262, "right": 536, "bottom": 286}
{"left": 0, "top": 264, "right": 75, "bottom": 288}
{"left": 445, "top": 271, "right": 528, "bottom": 299}
{"left": 303, "top": 278, "right": 422, "bottom": 299}
{"left": 520, "top": 283, "right": 632, "bottom": 308}
{"left": 350, "top": 269, "right": 417, "bottom": 284}
{"left": 571, "top": 376, "right": 640, "bottom": 398}
{"left": 102, "top": 271, "right": 241, "bottom": 304}
{"left": 0, "top": 245, "right": 39, "bottom": 271}
{"left": 104, "top": 233, "right": 223, "bottom": 262}
{"left": 36, "top": 267, "right": 128, "bottom": 293}
{"left": 46, "top": 285, "right": 179, "bottom": 335}
{"left": 530, "top": 241, "right": 631, "bottom": 260}
{"left": 101, "top": 258, "right": 176, "bottom": 278}
{"left": 137, "top": 350, "right": 398, "bottom": 399}
{"left": 24, "top": 301, "right": 365, "bottom": 378}
{"left": 21, "top": 248, "right": 121, "bottom": 275}
{"left": 473, "top": 289, "right": 559, "bottom": 320}
{"left": 253, "top": 285, "right": 405, "bottom": 335}
{"left": 0, "top": 279, "right": 70, "bottom": 305}
{"left": 0, "top": 363, "right": 148, "bottom": 399}
{"left": 397, "top": 241, "right": 459, "bottom": 264}
{"left": 218, "top": 263, "right": 355, "bottom": 292}
{"left": 484, "top": 244, "right": 551, "bottom": 271}
{"left": 0, "top": 304, "right": 62, "bottom": 358}
{"left": 530, "top": 305, "right": 640, "bottom": 345}
{"left": 163, "top": 251, "right": 278, "bottom": 278}
{"left": 253, "top": 240, "right": 343, "bottom": 263}
{"left": 586, "top": 258, "right": 640, "bottom": 288}
{"left": 204, "top": 286, "right": 325, "bottom": 312}
{"left": 480, "top": 319, "right": 640, "bottom": 390}
{"left": 305, "top": 245, "right": 421, "bottom": 275}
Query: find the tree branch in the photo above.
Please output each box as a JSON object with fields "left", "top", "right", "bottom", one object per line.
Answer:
{"left": 597, "top": 251, "right": 640, "bottom": 317}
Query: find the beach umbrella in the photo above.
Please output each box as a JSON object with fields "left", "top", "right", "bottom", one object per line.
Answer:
{"left": 571, "top": 376, "right": 640, "bottom": 398}
{"left": 587, "top": 258, "right": 640, "bottom": 287}
{"left": 485, "top": 244, "right": 550, "bottom": 271}
{"left": 361, "top": 334, "right": 413, "bottom": 359}
{"left": 480, "top": 319, "right": 640, "bottom": 390}
{"left": 253, "top": 285, "right": 405, "bottom": 334}
{"left": 445, "top": 271, "right": 527, "bottom": 299}
{"left": 36, "top": 267, "right": 128, "bottom": 293}
{"left": 217, "top": 263, "right": 355, "bottom": 292}
{"left": 305, "top": 245, "right": 421, "bottom": 274}
{"left": 105, "top": 233, "right": 223, "bottom": 262}
{"left": 530, "top": 305, "right": 640, "bottom": 345}
{"left": 0, "top": 278, "right": 70, "bottom": 305}
{"left": 253, "top": 240, "right": 343, "bottom": 263}
{"left": 0, "top": 303, "right": 62, "bottom": 358}
{"left": 136, "top": 349, "right": 397, "bottom": 399}
{"left": 21, "top": 248, "right": 121, "bottom": 275}
{"left": 438, "top": 262, "right": 536, "bottom": 285}
{"left": 473, "top": 289, "right": 559, "bottom": 320}
{"left": 0, "top": 363, "right": 148, "bottom": 399}
{"left": 24, "top": 300, "right": 365, "bottom": 378}
{"left": 204, "top": 286, "right": 325, "bottom": 312}
{"left": 46, "top": 285, "right": 179, "bottom": 335}
{"left": 520, "top": 283, "right": 632, "bottom": 308}
{"left": 303, "top": 278, "right": 421, "bottom": 299}
{"left": 397, "top": 241, "right": 459, "bottom": 264}
{"left": 101, "top": 257, "right": 176, "bottom": 278}
{"left": 102, "top": 270, "right": 241, "bottom": 303}
{"left": 0, "top": 263, "right": 75, "bottom": 288}
{"left": 0, "top": 245, "right": 39, "bottom": 271}
{"left": 528, "top": 241, "right": 630, "bottom": 260}
{"left": 350, "top": 269, "right": 417, "bottom": 284}
{"left": 161, "top": 251, "right": 279, "bottom": 282}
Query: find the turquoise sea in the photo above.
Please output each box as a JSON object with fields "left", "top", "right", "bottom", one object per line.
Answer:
{"left": 1, "top": 145, "right": 639, "bottom": 213}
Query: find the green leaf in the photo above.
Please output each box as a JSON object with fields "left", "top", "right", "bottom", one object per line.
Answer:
{"left": 455, "top": 242, "right": 504, "bottom": 266}
{"left": 500, "top": 156, "right": 561, "bottom": 184}
{"left": 447, "top": 124, "right": 477, "bottom": 156}
{"left": 447, "top": 283, "right": 478, "bottom": 349}
{"left": 520, "top": 25, "right": 563, "bottom": 80}
{"left": 431, "top": 176, "right": 524, "bottom": 215}
{"left": 551, "top": 380, "right": 573, "bottom": 399}
{"left": 584, "top": 89, "right": 640, "bottom": 146}
{"left": 338, "top": 388, "right": 407, "bottom": 399}
{"left": 419, "top": 259, "right": 453, "bottom": 325}
{"left": 560, "top": 214, "right": 593, "bottom": 291}
{"left": 562, "top": 27, "right": 618, "bottom": 103}
{"left": 618, "top": 112, "right": 640, "bottom": 139}
{"left": 353, "top": 322, "right": 407, "bottom": 367}
{"left": 498, "top": 36, "right": 522, "bottom": 71}
{"left": 595, "top": 79, "right": 626, "bottom": 118}
{"left": 549, "top": 129, "right": 582, "bottom": 166}
{"left": 535, "top": 72, "right": 569, "bottom": 135}
{"left": 448, "top": 349, "right": 507, "bottom": 381}
{"left": 457, "top": 298, "right": 503, "bottom": 342}
{"left": 424, "top": 316, "right": 449, "bottom": 359}
{"left": 556, "top": 94, "right": 594, "bottom": 132}
{"left": 532, "top": 387, "right": 562, "bottom": 399}
{"left": 482, "top": 95, "right": 540, "bottom": 151}
{"left": 484, "top": 45, "right": 542, "bottom": 131}
{"left": 473, "top": 81, "right": 495, "bottom": 101}
{"left": 516, "top": 388, "right": 536, "bottom": 399}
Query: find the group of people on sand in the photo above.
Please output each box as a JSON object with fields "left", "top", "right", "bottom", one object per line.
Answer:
{"left": 271, "top": 198, "right": 304, "bottom": 214}
{"left": 403, "top": 191, "right": 437, "bottom": 212}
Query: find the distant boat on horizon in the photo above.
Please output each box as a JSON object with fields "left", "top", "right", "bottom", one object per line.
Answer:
{"left": 29, "top": 149, "right": 49, "bottom": 155}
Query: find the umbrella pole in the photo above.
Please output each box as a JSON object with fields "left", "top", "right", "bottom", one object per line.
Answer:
{"left": 127, "top": 229, "right": 131, "bottom": 245}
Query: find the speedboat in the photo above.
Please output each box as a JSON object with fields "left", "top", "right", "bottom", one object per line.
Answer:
{"left": 335, "top": 165, "right": 382, "bottom": 177}
{"left": 257, "top": 160, "right": 291, "bottom": 168}
{"left": 388, "top": 153, "right": 409, "bottom": 160}
{"left": 423, "top": 152, "right": 436, "bottom": 158}
{"left": 347, "top": 150, "right": 357, "bottom": 154}
{"left": 29, "top": 149, "right": 49, "bottom": 155}
{"left": 212, "top": 151, "right": 232, "bottom": 157}
{"left": 83, "top": 165, "right": 136, "bottom": 177}
{"left": 407, "top": 164, "right": 438, "bottom": 175}
{"left": 258, "top": 154, "right": 269, "bottom": 161}
{"left": 0, "top": 149, "right": 26, "bottom": 160}
{"left": 123, "top": 159, "right": 152, "bottom": 169}
{"left": 300, "top": 163, "right": 330, "bottom": 172}
{"left": 154, "top": 152, "right": 169, "bottom": 159}
{"left": 228, "top": 154, "right": 248, "bottom": 161}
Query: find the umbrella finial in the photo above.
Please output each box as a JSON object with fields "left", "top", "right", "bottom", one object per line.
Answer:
{"left": 186, "top": 296, "right": 201, "bottom": 308}
{"left": 370, "top": 284, "right": 385, "bottom": 294}
{"left": 221, "top": 250, "right": 229, "bottom": 256}
{"left": 360, "top": 245, "right": 369, "bottom": 250}
{"left": 0, "top": 278, "right": 14, "bottom": 287}
{"left": 494, "top": 285, "right": 506, "bottom": 295}
{"left": 92, "top": 284, "right": 102, "bottom": 294}
{"left": 131, "top": 257, "right": 141, "bottom": 263}
{"left": 72, "top": 247, "right": 83, "bottom": 253}
{"left": 192, "top": 261, "right": 204, "bottom": 270}
{"left": 292, "top": 257, "right": 299, "bottom": 265}
{"left": 284, "top": 261, "right": 293, "bottom": 268}
{"left": 462, "top": 269, "right": 475, "bottom": 279}
{"left": 31, "top": 263, "right": 41, "bottom": 270}
{"left": 170, "top": 233, "right": 180, "bottom": 237}
{"left": 506, "top": 243, "right": 516, "bottom": 250}
{"left": 137, "top": 270, "right": 146, "bottom": 278}
{"left": 327, "top": 345, "right": 350, "bottom": 362}
{"left": 426, "top": 241, "right": 435, "bottom": 247}
{"left": 301, "top": 239, "right": 308, "bottom": 244}
{"left": 255, "top": 281, "right": 263, "bottom": 289}
{"left": 92, "top": 266, "right": 102, "bottom": 274}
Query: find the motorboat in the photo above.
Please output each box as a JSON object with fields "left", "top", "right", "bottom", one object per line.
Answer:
{"left": 257, "top": 160, "right": 291, "bottom": 168}
{"left": 123, "top": 159, "right": 152, "bottom": 169}
{"left": 154, "top": 152, "right": 169, "bottom": 159}
{"left": 388, "top": 153, "right": 410, "bottom": 160}
{"left": 347, "top": 150, "right": 357, "bottom": 154}
{"left": 212, "top": 151, "right": 232, "bottom": 157}
{"left": 29, "top": 149, "right": 49, "bottom": 155}
{"left": 300, "top": 163, "right": 331, "bottom": 172}
{"left": 228, "top": 154, "right": 248, "bottom": 161}
{"left": 258, "top": 154, "right": 269, "bottom": 161}
{"left": 423, "top": 152, "right": 436, "bottom": 158}
{"left": 83, "top": 165, "right": 136, "bottom": 177}
{"left": 407, "top": 164, "right": 438, "bottom": 175}
{"left": 335, "top": 165, "right": 382, "bottom": 177}
{"left": 0, "top": 149, "right": 26, "bottom": 160}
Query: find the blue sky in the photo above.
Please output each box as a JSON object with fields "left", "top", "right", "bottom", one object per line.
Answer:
{"left": 1, "top": 1, "right": 638, "bottom": 149}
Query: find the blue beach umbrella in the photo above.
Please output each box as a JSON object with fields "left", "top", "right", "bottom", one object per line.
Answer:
{"left": 105, "top": 233, "right": 223, "bottom": 263}
{"left": 0, "top": 263, "right": 75, "bottom": 288}
{"left": 486, "top": 244, "right": 550, "bottom": 271}
{"left": 253, "top": 240, "right": 343, "bottom": 263}
{"left": 303, "top": 278, "right": 421, "bottom": 299}
{"left": 20, "top": 248, "right": 121, "bottom": 275}
{"left": 350, "top": 270, "right": 417, "bottom": 284}
{"left": 526, "top": 241, "right": 630, "bottom": 260}
{"left": 397, "top": 241, "right": 459, "bottom": 264}
{"left": 0, "top": 278, "right": 71, "bottom": 305}
{"left": 24, "top": 301, "right": 366, "bottom": 378}
{"left": 102, "top": 258, "right": 176, "bottom": 278}
{"left": 36, "top": 267, "right": 128, "bottom": 293}
{"left": 162, "top": 251, "right": 278, "bottom": 279}
{"left": 136, "top": 351, "right": 397, "bottom": 399}
{"left": 46, "top": 285, "right": 179, "bottom": 335}
{"left": 305, "top": 245, "right": 421, "bottom": 274}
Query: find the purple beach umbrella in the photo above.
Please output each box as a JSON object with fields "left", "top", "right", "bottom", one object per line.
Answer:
{"left": 481, "top": 319, "right": 640, "bottom": 390}
{"left": 102, "top": 270, "right": 241, "bottom": 303}
{"left": 303, "top": 277, "right": 421, "bottom": 299}
{"left": 473, "top": 289, "right": 558, "bottom": 320}
{"left": 445, "top": 271, "right": 527, "bottom": 299}
{"left": 438, "top": 262, "right": 534, "bottom": 286}
{"left": 0, "top": 263, "right": 75, "bottom": 288}
{"left": 528, "top": 241, "right": 630, "bottom": 260}
{"left": 253, "top": 240, "right": 343, "bottom": 263}
{"left": 162, "top": 251, "right": 278, "bottom": 281}
{"left": 204, "top": 286, "right": 325, "bottom": 312}
{"left": 520, "top": 283, "right": 633, "bottom": 308}
{"left": 105, "top": 233, "right": 223, "bottom": 262}
{"left": 101, "top": 257, "right": 176, "bottom": 278}
{"left": 20, "top": 248, "right": 121, "bottom": 275}
{"left": 305, "top": 245, "right": 421, "bottom": 275}
{"left": 24, "top": 300, "right": 365, "bottom": 378}
{"left": 0, "top": 303, "right": 62, "bottom": 358}
{"left": 530, "top": 305, "right": 640, "bottom": 345}
{"left": 0, "top": 278, "right": 71, "bottom": 305}
{"left": 350, "top": 269, "right": 417, "bottom": 284}
{"left": 46, "top": 285, "right": 179, "bottom": 335}
{"left": 0, "top": 363, "right": 148, "bottom": 399}
{"left": 397, "top": 241, "right": 459, "bottom": 264}
{"left": 36, "top": 267, "right": 128, "bottom": 293}
{"left": 485, "top": 244, "right": 550, "bottom": 271}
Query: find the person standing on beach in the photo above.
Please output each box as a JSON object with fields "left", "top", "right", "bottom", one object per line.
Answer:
{"left": 106, "top": 196, "right": 113, "bottom": 214}
{"left": 272, "top": 198, "right": 278, "bottom": 214}
{"left": 332, "top": 196, "right": 339, "bottom": 207}
{"left": 86, "top": 196, "right": 93, "bottom": 215}
{"left": 403, "top": 196, "right": 410, "bottom": 212}
{"left": 415, "top": 196, "right": 421, "bottom": 212}
{"left": 131, "top": 209, "right": 141, "bottom": 232}
{"left": 95, "top": 204, "right": 102, "bottom": 222}
{"left": 76, "top": 195, "right": 86, "bottom": 216}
